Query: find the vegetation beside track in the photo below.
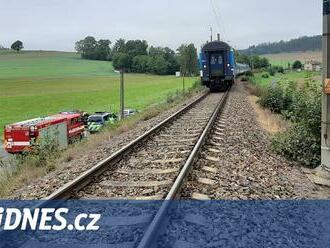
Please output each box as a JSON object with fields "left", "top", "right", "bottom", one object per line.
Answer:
{"left": 248, "top": 70, "right": 321, "bottom": 167}
{"left": 0, "top": 51, "right": 197, "bottom": 135}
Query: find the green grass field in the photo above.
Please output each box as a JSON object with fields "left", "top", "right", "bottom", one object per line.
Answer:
{"left": 251, "top": 70, "right": 321, "bottom": 87}
{"left": 0, "top": 51, "right": 196, "bottom": 136}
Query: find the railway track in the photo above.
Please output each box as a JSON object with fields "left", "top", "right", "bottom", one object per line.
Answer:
{"left": 45, "top": 90, "right": 228, "bottom": 201}
{"left": 36, "top": 88, "right": 231, "bottom": 248}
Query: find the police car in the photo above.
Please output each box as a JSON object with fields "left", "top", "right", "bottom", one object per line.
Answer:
{"left": 87, "top": 112, "right": 117, "bottom": 133}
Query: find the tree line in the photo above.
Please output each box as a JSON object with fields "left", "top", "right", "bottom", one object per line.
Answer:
{"left": 75, "top": 36, "right": 199, "bottom": 76}
{"left": 240, "top": 35, "right": 321, "bottom": 55}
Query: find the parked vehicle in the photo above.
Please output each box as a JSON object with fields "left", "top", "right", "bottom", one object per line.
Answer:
{"left": 87, "top": 112, "right": 117, "bottom": 133}
{"left": 124, "top": 109, "right": 138, "bottom": 118}
{"left": 4, "top": 112, "right": 85, "bottom": 154}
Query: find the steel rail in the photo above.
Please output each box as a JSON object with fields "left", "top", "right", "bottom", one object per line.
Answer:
{"left": 44, "top": 91, "right": 209, "bottom": 200}
{"left": 137, "top": 88, "right": 230, "bottom": 248}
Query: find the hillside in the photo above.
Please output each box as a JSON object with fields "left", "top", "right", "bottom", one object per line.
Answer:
{"left": 0, "top": 50, "right": 116, "bottom": 78}
{"left": 262, "top": 51, "right": 322, "bottom": 67}
{"left": 240, "top": 35, "right": 321, "bottom": 55}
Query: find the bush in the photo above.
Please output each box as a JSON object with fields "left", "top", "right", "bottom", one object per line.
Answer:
{"left": 292, "top": 60, "right": 303, "bottom": 70}
{"left": 259, "top": 73, "right": 322, "bottom": 167}
{"left": 273, "top": 65, "right": 284, "bottom": 74}
{"left": 268, "top": 67, "right": 276, "bottom": 76}
{"left": 283, "top": 79, "right": 321, "bottom": 132}
{"left": 258, "top": 83, "right": 284, "bottom": 113}
{"left": 272, "top": 124, "right": 320, "bottom": 167}
{"left": 19, "top": 135, "right": 61, "bottom": 171}
{"left": 281, "top": 81, "right": 297, "bottom": 116}
{"left": 261, "top": 73, "right": 269, "bottom": 78}
{"left": 245, "top": 71, "right": 254, "bottom": 77}
{"left": 277, "top": 66, "right": 284, "bottom": 74}
{"left": 267, "top": 66, "right": 285, "bottom": 76}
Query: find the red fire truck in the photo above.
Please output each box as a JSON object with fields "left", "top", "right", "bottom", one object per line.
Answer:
{"left": 4, "top": 112, "right": 85, "bottom": 154}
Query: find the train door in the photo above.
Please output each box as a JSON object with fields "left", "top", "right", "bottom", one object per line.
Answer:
{"left": 209, "top": 52, "right": 224, "bottom": 76}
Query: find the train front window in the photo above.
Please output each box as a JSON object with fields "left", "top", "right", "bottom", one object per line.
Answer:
{"left": 218, "top": 55, "right": 223, "bottom": 64}
{"left": 211, "top": 55, "right": 217, "bottom": 65}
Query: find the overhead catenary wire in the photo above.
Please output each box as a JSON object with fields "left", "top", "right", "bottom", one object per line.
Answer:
{"left": 209, "top": 0, "right": 228, "bottom": 42}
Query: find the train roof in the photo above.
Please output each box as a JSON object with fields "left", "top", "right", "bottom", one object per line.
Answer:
{"left": 202, "top": 41, "right": 231, "bottom": 52}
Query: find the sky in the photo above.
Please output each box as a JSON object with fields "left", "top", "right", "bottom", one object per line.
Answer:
{"left": 0, "top": 0, "right": 323, "bottom": 51}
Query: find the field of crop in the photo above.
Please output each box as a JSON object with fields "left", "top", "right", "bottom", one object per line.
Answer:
{"left": 0, "top": 51, "right": 197, "bottom": 136}
{"left": 262, "top": 51, "right": 322, "bottom": 67}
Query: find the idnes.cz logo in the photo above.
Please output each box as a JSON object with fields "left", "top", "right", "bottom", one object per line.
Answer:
{"left": 0, "top": 207, "right": 101, "bottom": 231}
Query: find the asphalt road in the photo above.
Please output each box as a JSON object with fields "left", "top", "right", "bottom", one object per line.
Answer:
{"left": 0, "top": 146, "right": 9, "bottom": 159}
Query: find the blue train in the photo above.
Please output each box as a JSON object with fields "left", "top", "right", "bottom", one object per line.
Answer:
{"left": 199, "top": 40, "right": 250, "bottom": 91}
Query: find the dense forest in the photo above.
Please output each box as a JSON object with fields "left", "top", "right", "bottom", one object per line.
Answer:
{"left": 240, "top": 35, "right": 321, "bottom": 55}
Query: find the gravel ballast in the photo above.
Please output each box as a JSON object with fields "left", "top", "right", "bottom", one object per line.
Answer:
{"left": 181, "top": 81, "right": 330, "bottom": 199}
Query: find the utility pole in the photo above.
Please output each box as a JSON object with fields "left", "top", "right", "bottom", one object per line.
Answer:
{"left": 210, "top": 27, "right": 213, "bottom": 42}
{"left": 321, "top": 0, "right": 330, "bottom": 170}
{"left": 120, "top": 69, "right": 125, "bottom": 120}
{"left": 182, "top": 73, "right": 185, "bottom": 92}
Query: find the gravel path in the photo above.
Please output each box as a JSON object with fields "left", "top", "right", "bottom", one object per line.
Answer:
{"left": 180, "top": 81, "right": 330, "bottom": 200}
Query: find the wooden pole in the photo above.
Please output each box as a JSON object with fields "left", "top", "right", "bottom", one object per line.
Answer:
{"left": 182, "top": 74, "right": 185, "bottom": 92}
{"left": 120, "top": 69, "right": 125, "bottom": 120}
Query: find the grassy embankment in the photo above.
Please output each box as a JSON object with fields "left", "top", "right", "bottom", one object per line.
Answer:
{"left": 0, "top": 51, "right": 197, "bottom": 135}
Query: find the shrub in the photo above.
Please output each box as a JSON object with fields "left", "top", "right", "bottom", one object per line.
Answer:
{"left": 283, "top": 79, "right": 321, "bottom": 132}
{"left": 272, "top": 65, "right": 284, "bottom": 74}
{"left": 268, "top": 66, "right": 277, "bottom": 76}
{"left": 258, "top": 83, "right": 284, "bottom": 113}
{"left": 281, "top": 81, "right": 297, "bottom": 117}
{"left": 265, "top": 74, "right": 322, "bottom": 167}
{"left": 272, "top": 124, "right": 320, "bottom": 167}
{"left": 277, "top": 66, "right": 284, "bottom": 74}
{"left": 19, "top": 135, "right": 61, "bottom": 171}
{"left": 261, "top": 73, "right": 269, "bottom": 78}
{"left": 292, "top": 60, "right": 303, "bottom": 70}
{"left": 245, "top": 71, "right": 254, "bottom": 77}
